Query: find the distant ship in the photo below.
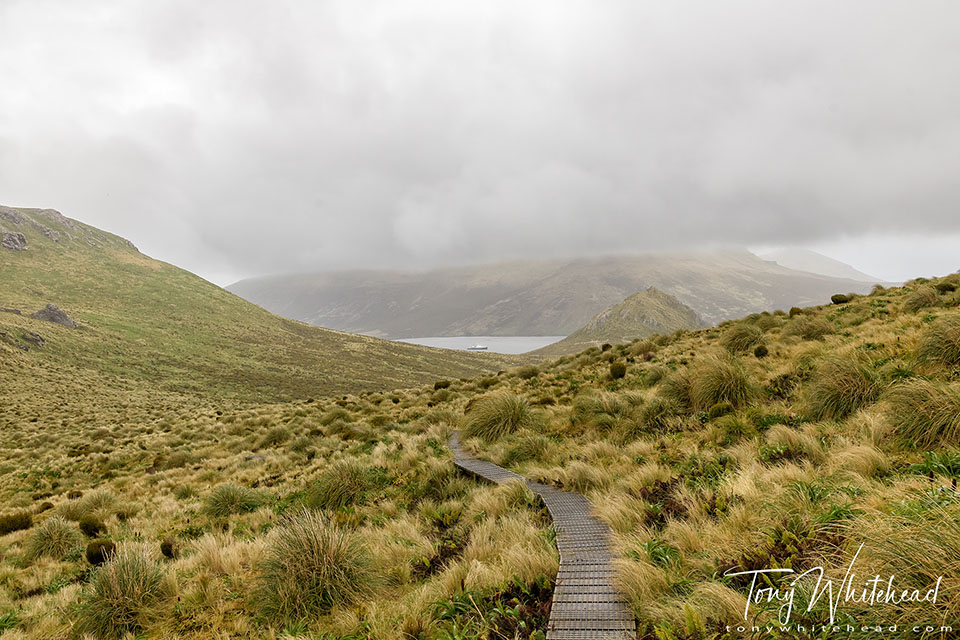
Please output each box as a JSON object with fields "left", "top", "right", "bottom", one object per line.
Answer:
{"left": 466, "top": 343, "right": 488, "bottom": 351}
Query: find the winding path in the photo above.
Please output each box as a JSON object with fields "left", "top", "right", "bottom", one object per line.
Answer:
{"left": 449, "top": 432, "right": 636, "bottom": 639}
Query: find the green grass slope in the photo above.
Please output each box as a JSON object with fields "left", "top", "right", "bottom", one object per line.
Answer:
{"left": 0, "top": 206, "right": 515, "bottom": 404}
{"left": 531, "top": 287, "right": 703, "bottom": 356}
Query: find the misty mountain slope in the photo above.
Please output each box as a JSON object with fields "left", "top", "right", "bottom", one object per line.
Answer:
{"left": 0, "top": 206, "right": 515, "bottom": 404}
{"left": 759, "top": 248, "right": 881, "bottom": 282}
{"left": 530, "top": 287, "right": 703, "bottom": 356}
{"left": 229, "top": 252, "right": 880, "bottom": 338}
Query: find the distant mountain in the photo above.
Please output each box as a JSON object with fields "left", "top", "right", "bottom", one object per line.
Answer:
{"left": 228, "top": 251, "right": 881, "bottom": 338}
{"left": 758, "top": 248, "right": 880, "bottom": 282}
{"left": 531, "top": 287, "right": 703, "bottom": 356}
{"left": 0, "top": 206, "right": 514, "bottom": 405}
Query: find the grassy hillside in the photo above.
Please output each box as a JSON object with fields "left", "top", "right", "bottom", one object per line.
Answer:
{"left": 531, "top": 287, "right": 703, "bottom": 357}
{"left": 228, "top": 252, "right": 881, "bottom": 337}
{"left": 2, "top": 271, "right": 959, "bottom": 638}
{"left": 0, "top": 206, "right": 515, "bottom": 404}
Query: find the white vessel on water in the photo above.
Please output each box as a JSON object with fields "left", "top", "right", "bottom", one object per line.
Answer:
{"left": 466, "top": 343, "right": 488, "bottom": 351}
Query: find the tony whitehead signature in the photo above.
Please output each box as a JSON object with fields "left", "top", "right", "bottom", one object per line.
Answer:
{"left": 724, "top": 543, "right": 943, "bottom": 624}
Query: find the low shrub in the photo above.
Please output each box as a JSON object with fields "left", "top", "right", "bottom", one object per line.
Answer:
{"left": 464, "top": 393, "right": 539, "bottom": 442}
{"left": 79, "top": 515, "right": 104, "bottom": 537}
{"left": 609, "top": 361, "right": 627, "bottom": 379}
{"left": 160, "top": 537, "right": 176, "bottom": 559}
{"left": 708, "top": 402, "right": 734, "bottom": 420}
{"left": 831, "top": 293, "right": 853, "bottom": 304}
{"left": 805, "top": 356, "right": 882, "bottom": 421}
{"left": 86, "top": 539, "right": 116, "bottom": 565}
{"left": 0, "top": 511, "right": 32, "bottom": 535}
{"left": 253, "top": 509, "right": 376, "bottom": 621}
{"left": 888, "top": 379, "right": 960, "bottom": 448}
{"left": 75, "top": 546, "right": 173, "bottom": 638}
{"left": 24, "top": 516, "right": 81, "bottom": 561}
{"left": 754, "top": 344, "right": 769, "bottom": 358}
{"left": 203, "top": 484, "right": 264, "bottom": 518}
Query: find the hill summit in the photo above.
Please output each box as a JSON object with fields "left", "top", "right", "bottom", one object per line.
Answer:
{"left": 532, "top": 287, "right": 702, "bottom": 356}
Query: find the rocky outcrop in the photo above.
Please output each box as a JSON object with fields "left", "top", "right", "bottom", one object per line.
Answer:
{"left": 30, "top": 304, "right": 78, "bottom": 328}
{"left": 1, "top": 232, "right": 27, "bottom": 250}
{"left": 0, "top": 206, "right": 25, "bottom": 225}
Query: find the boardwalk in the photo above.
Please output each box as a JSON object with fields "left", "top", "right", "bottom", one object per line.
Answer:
{"left": 449, "top": 432, "right": 636, "bottom": 640}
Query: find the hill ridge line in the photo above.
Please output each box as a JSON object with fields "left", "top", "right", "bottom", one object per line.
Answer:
{"left": 449, "top": 431, "right": 636, "bottom": 639}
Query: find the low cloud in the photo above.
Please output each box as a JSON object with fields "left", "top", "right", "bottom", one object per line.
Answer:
{"left": 1, "top": 0, "right": 958, "bottom": 283}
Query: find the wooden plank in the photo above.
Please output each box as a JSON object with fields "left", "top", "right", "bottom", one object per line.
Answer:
{"left": 450, "top": 432, "right": 636, "bottom": 639}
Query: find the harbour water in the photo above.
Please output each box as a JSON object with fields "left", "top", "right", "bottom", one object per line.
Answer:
{"left": 396, "top": 336, "right": 565, "bottom": 355}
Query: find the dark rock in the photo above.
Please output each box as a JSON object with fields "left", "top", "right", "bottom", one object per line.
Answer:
{"left": 1, "top": 231, "right": 27, "bottom": 250}
{"left": 0, "top": 307, "right": 21, "bottom": 315}
{"left": 30, "top": 304, "right": 78, "bottom": 328}
{"left": 22, "top": 332, "right": 45, "bottom": 348}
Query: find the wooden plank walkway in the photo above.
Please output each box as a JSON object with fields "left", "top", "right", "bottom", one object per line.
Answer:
{"left": 449, "top": 432, "right": 636, "bottom": 640}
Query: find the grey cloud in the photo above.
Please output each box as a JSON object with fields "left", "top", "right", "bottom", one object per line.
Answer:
{"left": 1, "top": 0, "right": 958, "bottom": 284}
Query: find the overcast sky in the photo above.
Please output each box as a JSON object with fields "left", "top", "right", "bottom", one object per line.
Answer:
{"left": 1, "top": 1, "right": 959, "bottom": 285}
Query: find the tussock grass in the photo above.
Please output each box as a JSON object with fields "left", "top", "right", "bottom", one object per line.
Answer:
{"left": 571, "top": 390, "right": 639, "bottom": 434}
{"left": 917, "top": 314, "right": 960, "bottom": 366}
{"left": 783, "top": 316, "right": 834, "bottom": 341}
{"left": 515, "top": 364, "right": 539, "bottom": 380}
{"left": 24, "top": 516, "right": 81, "bottom": 562}
{"left": 203, "top": 483, "right": 264, "bottom": 517}
{"left": 6, "top": 262, "right": 960, "bottom": 637}
{"left": 805, "top": 356, "right": 881, "bottom": 420}
{"left": 75, "top": 545, "right": 173, "bottom": 639}
{"left": 853, "top": 505, "right": 960, "bottom": 626}
{"left": 464, "top": 392, "right": 539, "bottom": 442}
{"left": 720, "top": 324, "right": 763, "bottom": 353}
{"left": 903, "top": 285, "right": 939, "bottom": 312}
{"left": 307, "top": 460, "right": 376, "bottom": 510}
{"left": 659, "top": 369, "right": 693, "bottom": 412}
{"left": 888, "top": 379, "right": 960, "bottom": 448}
{"left": 253, "top": 509, "right": 376, "bottom": 621}
{"left": 689, "top": 354, "right": 755, "bottom": 411}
